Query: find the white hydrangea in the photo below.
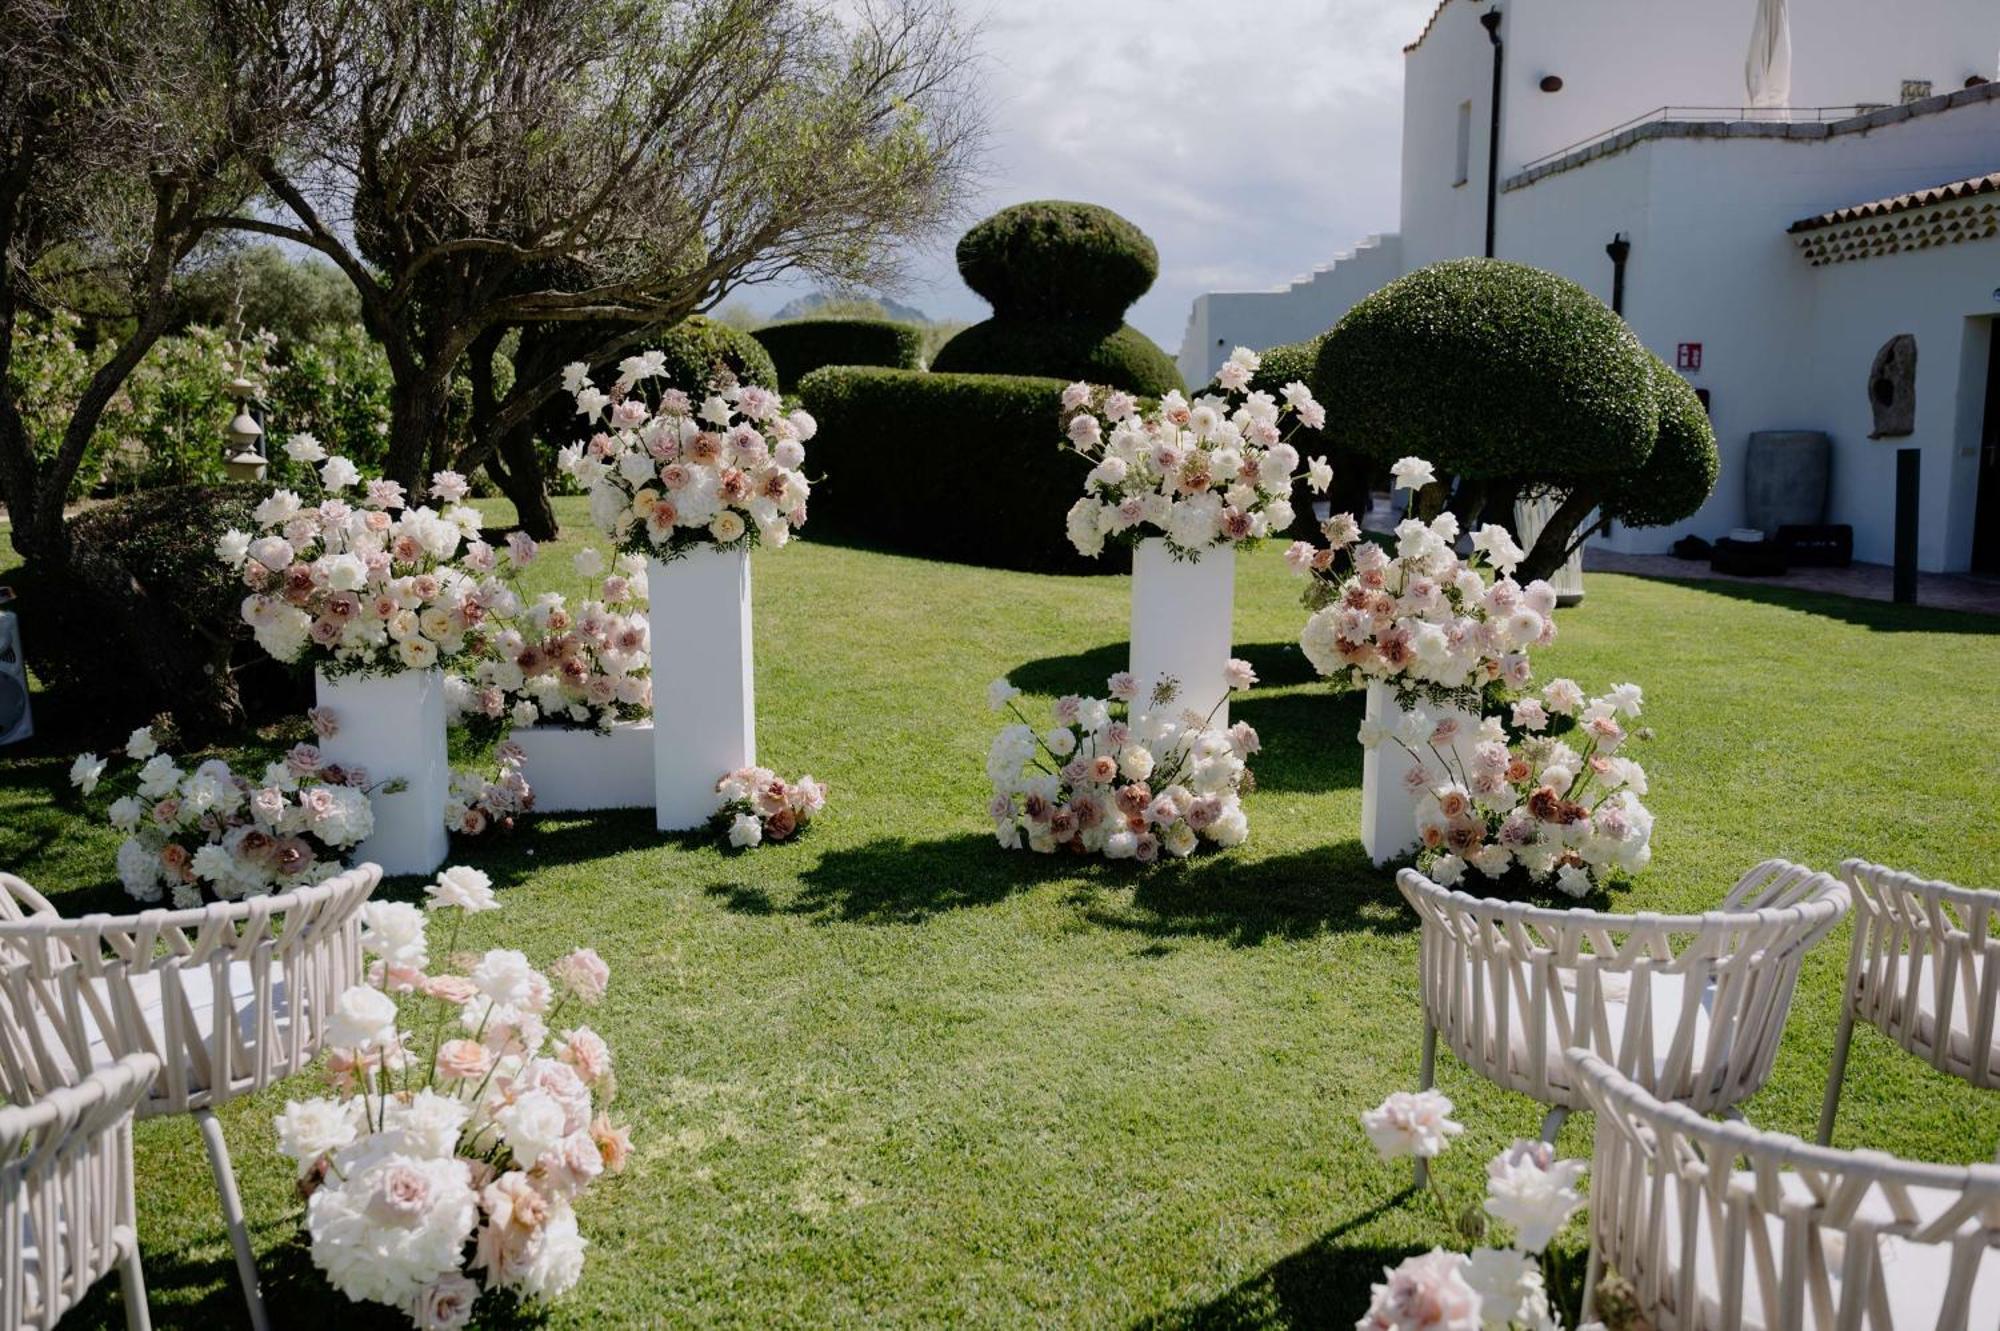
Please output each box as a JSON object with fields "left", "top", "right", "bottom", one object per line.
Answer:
{"left": 305, "top": 1140, "right": 479, "bottom": 1308}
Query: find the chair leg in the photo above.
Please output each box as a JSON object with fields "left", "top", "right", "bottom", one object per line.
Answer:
{"left": 1816, "top": 1006, "right": 1856, "bottom": 1146}
{"left": 118, "top": 1239, "right": 152, "bottom": 1331}
{"left": 195, "top": 1109, "right": 269, "bottom": 1331}
{"left": 1539, "top": 1103, "right": 1569, "bottom": 1144}
{"left": 1415, "top": 1018, "right": 1438, "bottom": 1190}
{"left": 1579, "top": 1238, "right": 1603, "bottom": 1323}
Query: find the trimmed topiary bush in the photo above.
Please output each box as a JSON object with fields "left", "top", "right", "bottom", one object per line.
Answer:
{"left": 930, "top": 200, "right": 1184, "bottom": 396}
{"left": 14, "top": 484, "right": 306, "bottom": 735}
{"left": 750, "top": 317, "right": 926, "bottom": 390}
{"left": 653, "top": 314, "right": 780, "bottom": 394}
{"left": 796, "top": 366, "right": 1112, "bottom": 574}
{"left": 953, "top": 201, "right": 1159, "bottom": 320}
{"left": 1604, "top": 354, "right": 1720, "bottom": 530}
{"left": 1313, "top": 258, "right": 1658, "bottom": 480}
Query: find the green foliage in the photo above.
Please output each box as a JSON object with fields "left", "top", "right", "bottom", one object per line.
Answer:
{"left": 654, "top": 315, "right": 780, "bottom": 395}
{"left": 929, "top": 319, "right": 1183, "bottom": 396}
{"left": 171, "top": 246, "right": 362, "bottom": 343}
{"left": 750, "top": 317, "right": 926, "bottom": 390}
{"left": 14, "top": 484, "right": 299, "bottom": 734}
{"left": 1605, "top": 355, "right": 1721, "bottom": 529}
{"left": 1205, "top": 337, "right": 1374, "bottom": 525}
{"left": 955, "top": 201, "right": 1158, "bottom": 320}
{"left": 1313, "top": 259, "right": 1658, "bottom": 480}
{"left": 3, "top": 312, "right": 95, "bottom": 476}
{"left": 797, "top": 366, "right": 1105, "bottom": 573}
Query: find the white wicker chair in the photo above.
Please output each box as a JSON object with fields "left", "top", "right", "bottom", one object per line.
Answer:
{"left": 2, "top": 1053, "right": 158, "bottom": 1331}
{"left": 0, "top": 865, "right": 379, "bottom": 1331}
{"left": 1396, "top": 862, "right": 1848, "bottom": 1182}
{"left": 1818, "top": 860, "right": 2000, "bottom": 1149}
{"left": 1568, "top": 1046, "right": 2000, "bottom": 1329}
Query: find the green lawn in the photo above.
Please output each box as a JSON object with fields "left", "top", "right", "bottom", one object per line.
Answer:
{"left": 4, "top": 501, "right": 1999, "bottom": 1328}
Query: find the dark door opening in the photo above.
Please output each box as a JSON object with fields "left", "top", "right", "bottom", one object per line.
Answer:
{"left": 1975, "top": 329, "right": 2000, "bottom": 575}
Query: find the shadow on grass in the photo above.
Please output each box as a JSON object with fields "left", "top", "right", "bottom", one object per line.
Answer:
{"left": 1130, "top": 1190, "right": 1423, "bottom": 1329}
{"left": 1604, "top": 568, "right": 2000, "bottom": 636}
{"left": 1231, "top": 687, "right": 1361, "bottom": 794}
{"left": 732, "top": 831, "right": 1412, "bottom": 944}
{"left": 1007, "top": 641, "right": 1326, "bottom": 699}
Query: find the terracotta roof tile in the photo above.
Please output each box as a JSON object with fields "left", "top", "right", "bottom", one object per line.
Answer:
{"left": 1788, "top": 171, "right": 2000, "bottom": 234}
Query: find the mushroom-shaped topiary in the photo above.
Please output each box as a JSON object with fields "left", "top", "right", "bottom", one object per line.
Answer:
{"left": 1313, "top": 258, "right": 1679, "bottom": 581}
{"left": 1205, "top": 337, "right": 1372, "bottom": 530}
{"left": 931, "top": 200, "right": 1184, "bottom": 395}
{"left": 1602, "top": 354, "right": 1720, "bottom": 532}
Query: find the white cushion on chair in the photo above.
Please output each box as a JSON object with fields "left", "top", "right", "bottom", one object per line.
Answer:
{"left": 1658, "top": 1172, "right": 2000, "bottom": 1330}
{"left": 45, "top": 960, "right": 290, "bottom": 1091}
{"left": 1871, "top": 954, "right": 2000, "bottom": 1068}
{"left": 1499, "top": 968, "right": 1716, "bottom": 1093}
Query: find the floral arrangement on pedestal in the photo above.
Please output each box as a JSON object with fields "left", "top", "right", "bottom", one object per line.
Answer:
{"left": 1061, "top": 347, "right": 1332, "bottom": 561}
{"left": 1380, "top": 680, "right": 1655, "bottom": 898}
{"left": 985, "top": 667, "right": 1258, "bottom": 859}
{"left": 445, "top": 743, "right": 535, "bottom": 838}
{"left": 448, "top": 548, "right": 652, "bottom": 734}
{"left": 556, "top": 358, "right": 815, "bottom": 559}
{"left": 68, "top": 724, "right": 379, "bottom": 906}
{"left": 273, "top": 866, "right": 630, "bottom": 1327}
{"left": 1359, "top": 1088, "right": 1589, "bottom": 1331}
{"left": 712, "top": 767, "right": 828, "bottom": 848}
{"left": 218, "top": 443, "right": 503, "bottom": 676}
{"left": 1293, "top": 456, "right": 1555, "bottom": 713}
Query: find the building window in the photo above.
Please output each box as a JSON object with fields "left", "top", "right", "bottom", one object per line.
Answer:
{"left": 1453, "top": 100, "right": 1472, "bottom": 186}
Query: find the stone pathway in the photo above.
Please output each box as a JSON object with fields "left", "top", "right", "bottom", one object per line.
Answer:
{"left": 1584, "top": 548, "right": 2000, "bottom": 617}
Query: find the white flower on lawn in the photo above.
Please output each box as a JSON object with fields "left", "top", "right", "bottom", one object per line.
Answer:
{"left": 1555, "top": 864, "right": 1594, "bottom": 899}
{"left": 727, "top": 812, "right": 763, "bottom": 849}
{"left": 68, "top": 752, "right": 106, "bottom": 794}
{"left": 125, "top": 726, "right": 158, "bottom": 760}
{"left": 134, "top": 753, "right": 181, "bottom": 799}
{"left": 283, "top": 433, "right": 327, "bottom": 463}
{"left": 1464, "top": 1245, "right": 1560, "bottom": 1331}
{"left": 427, "top": 864, "right": 499, "bottom": 914}
{"left": 304, "top": 1142, "right": 479, "bottom": 1308}
{"left": 319, "top": 455, "right": 361, "bottom": 491}
{"left": 986, "top": 678, "right": 1020, "bottom": 712}
{"left": 1361, "top": 1249, "right": 1481, "bottom": 1331}
{"left": 494, "top": 1089, "right": 569, "bottom": 1164}
{"left": 1484, "top": 1139, "right": 1588, "bottom": 1253}
{"left": 273, "top": 1097, "right": 360, "bottom": 1174}
{"left": 361, "top": 901, "right": 430, "bottom": 970}
{"left": 325, "top": 985, "right": 400, "bottom": 1050}
{"left": 1361, "top": 1089, "right": 1464, "bottom": 1160}
{"left": 382, "top": 1089, "right": 470, "bottom": 1160}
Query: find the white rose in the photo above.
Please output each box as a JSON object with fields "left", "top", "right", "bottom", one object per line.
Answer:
{"left": 728, "top": 812, "right": 763, "bottom": 848}
{"left": 273, "top": 1096, "right": 359, "bottom": 1173}
{"left": 324, "top": 985, "right": 399, "bottom": 1049}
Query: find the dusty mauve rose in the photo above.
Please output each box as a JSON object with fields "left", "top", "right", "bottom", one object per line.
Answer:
{"left": 591, "top": 1114, "right": 632, "bottom": 1173}
{"left": 425, "top": 975, "right": 479, "bottom": 1005}
{"left": 435, "top": 1038, "right": 492, "bottom": 1082}
{"left": 764, "top": 807, "right": 798, "bottom": 841}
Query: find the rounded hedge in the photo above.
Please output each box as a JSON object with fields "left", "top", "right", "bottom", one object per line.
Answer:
{"left": 796, "top": 366, "right": 1114, "bottom": 574}
{"left": 955, "top": 201, "right": 1159, "bottom": 321}
{"left": 16, "top": 484, "right": 305, "bottom": 735}
{"left": 1312, "top": 258, "right": 1658, "bottom": 480}
{"left": 1604, "top": 355, "right": 1720, "bottom": 529}
{"left": 930, "top": 318, "right": 1183, "bottom": 397}
{"left": 654, "top": 315, "right": 779, "bottom": 395}
{"left": 750, "top": 317, "right": 925, "bottom": 391}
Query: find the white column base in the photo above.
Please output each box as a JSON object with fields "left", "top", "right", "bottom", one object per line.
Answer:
{"left": 314, "top": 667, "right": 449, "bottom": 877}
{"left": 508, "top": 722, "right": 654, "bottom": 812}
{"left": 1129, "top": 538, "right": 1236, "bottom": 727}
{"left": 648, "top": 547, "right": 755, "bottom": 832}
{"left": 1359, "top": 680, "right": 1481, "bottom": 868}
{"left": 1515, "top": 493, "right": 1586, "bottom": 607}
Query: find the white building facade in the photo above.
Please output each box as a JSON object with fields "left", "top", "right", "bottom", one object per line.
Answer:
{"left": 1179, "top": 0, "right": 2000, "bottom": 573}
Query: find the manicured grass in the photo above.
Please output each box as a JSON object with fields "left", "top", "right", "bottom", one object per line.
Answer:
{"left": 3, "top": 501, "right": 1999, "bottom": 1327}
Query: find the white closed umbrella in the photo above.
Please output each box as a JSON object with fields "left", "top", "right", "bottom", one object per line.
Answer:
{"left": 1745, "top": 0, "right": 1793, "bottom": 109}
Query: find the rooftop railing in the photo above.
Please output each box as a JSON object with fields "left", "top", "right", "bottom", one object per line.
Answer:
{"left": 1516, "top": 104, "right": 1882, "bottom": 172}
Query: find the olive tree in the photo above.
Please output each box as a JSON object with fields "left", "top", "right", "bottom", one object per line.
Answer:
{"left": 222, "top": 0, "right": 982, "bottom": 532}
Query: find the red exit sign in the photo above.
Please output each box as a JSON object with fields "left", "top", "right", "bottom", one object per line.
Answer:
{"left": 1676, "top": 342, "right": 1703, "bottom": 371}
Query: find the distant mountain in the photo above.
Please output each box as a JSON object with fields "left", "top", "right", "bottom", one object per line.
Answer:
{"left": 770, "top": 291, "right": 933, "bottom": 324}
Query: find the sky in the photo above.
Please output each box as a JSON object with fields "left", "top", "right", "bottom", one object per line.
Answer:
{"left": 745, "top": 0, "right": 1445, "bottom": 352}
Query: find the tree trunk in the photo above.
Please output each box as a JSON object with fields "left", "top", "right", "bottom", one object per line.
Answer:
{"left": 1516, "top": 484, "right": 1605, "bottom": 584}
{"left": 488, "top": 420, "right": 559, "bottom": 539}
{"left": 385, "top": 371, "right": 453, "bottom": 497}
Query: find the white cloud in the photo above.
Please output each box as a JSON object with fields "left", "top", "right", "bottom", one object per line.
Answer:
{"left": 749, "top": 0, "right": 1441, "bottom": 352}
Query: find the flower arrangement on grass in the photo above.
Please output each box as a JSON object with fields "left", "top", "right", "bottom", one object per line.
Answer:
{"left": 69, "top": 723, "right": 380, "bottom": 905}
{"left": 557, "top": 357, "right": 814, "bottom": 561}
{"left": 1060, "top": 347, "right": 1331, "bottom": 561}
{"left": 445, "top": 743, "right": 535, "bottom": 838}
{"left": 1375, "top": 680, "right": 1655, "bottom": 897}
{"left": 449, "top": 548, "right": 652, "bottom": 734}
{"left": 218, "top": 442, "right": 501, "bottom": 677}
{"left": 985, "top": 668, "right": 1258, "bottom": 859}
{"left": 713, "top": 767, "right": 828, "bottom": 848}
{"left": 1293, "top": 455, "right": 1555, "bottom": 713}
{"left": 274, "top": 866, "right": 630, "bottom": 1327}
{"left": 1359, "top": 1088, "right": 1588, "bottom": 1330}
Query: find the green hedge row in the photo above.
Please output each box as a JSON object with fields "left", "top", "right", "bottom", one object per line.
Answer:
{"left": 795, "top": 367, "right": 1106, "bottom": 574}
{"left": 930, "top": 318, "right": 1183, "bottom": 397}
{"left": 750, "top": 317, "right": 925, "bottom": 391}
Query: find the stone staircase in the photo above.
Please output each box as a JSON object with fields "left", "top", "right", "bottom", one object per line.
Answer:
{"left": 1177, "top": 233, "right": 1405, "bottom": 386}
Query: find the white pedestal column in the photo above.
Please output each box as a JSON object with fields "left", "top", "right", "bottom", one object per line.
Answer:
{"left": 508, "top": 722, "right": 654, "bottom": 812}
{"left": 1129, "top": 538, "right": 1235, "bottom": 728}
{"left": 1359, "top": 680, "right": 1481, "bottom": 868}
{"left": 314, "top": 667, "right": 449, "bottom": 876}
{"left": 648, "top": 547, "right": 755, "bottom": 831}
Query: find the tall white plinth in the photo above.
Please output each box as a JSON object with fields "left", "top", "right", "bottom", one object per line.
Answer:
{"left": 1129, "top": 538, "right": 1236, "bottom": 727}
{"left": 314, "top": 667, "right": 449, "bottom": 876}
{"left": 508, "top": 722, "right": 654, "bottom": 812}
{"left": 648, "top": 547, "right": 755, "bottom": 831}
{"left": 1360, "top": 680, "right": 1481, "bottom": 868}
